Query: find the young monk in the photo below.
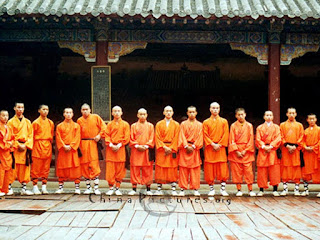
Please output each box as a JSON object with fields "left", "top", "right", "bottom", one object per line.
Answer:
{"left": 7, "top": 103, "right": 34, "bottom": 195}
{"left": 155, "top": 106, "right": 180, "bottom": 196}
{"left": 280, "top": 108, "right": 304, "bottom": 196}
{"left": 77, "top": 103, "right": 106, "bottom": 195}
{"left": 104, "top": 106, "right": 130, "bottom": 196}
{"left": 229, "top": 108, "right": 256, "bottom": 197}
{"left": 128, "top": 108, "right": 154, "bottom": 196}
{"left": 55, "top": 108, "right": 81, "bottom": 194}
{"left": 301, "top": 114, "right": 320, "bottom": 196}
{"left": 255, "top": 111, "right": 281, "bottom": 197}
{"left": 0, "top": 110, "right": 15, "bottom": 196}
{"left": 203, "top": 102, "right": 229, "bottom": 196}
{"left": 31, "top": 105, "right": 54, "bottom": 195}
{"left": 178, "top": 106, "right": 203, "bottom": 196}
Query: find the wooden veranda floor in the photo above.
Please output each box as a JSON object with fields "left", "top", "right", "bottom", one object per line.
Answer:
{"left": 1, "top": 193, "right": 320, "bottom": 240}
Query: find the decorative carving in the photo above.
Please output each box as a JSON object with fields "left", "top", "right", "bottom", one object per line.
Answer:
{"left": 286, "top": 33, "right": 320, "bottom": 45}
{"left": 108, "top": 42, "right": 148, "bottom": 63}
{"left": 230, "top": 43, "right": 319, "bottom": 65}
{"left": 230, "top": 43, "right": 268, "bottom": 65}
{"left": 280, "top": 44, "right": 319, "bottom": 65}
{"left": 58, "top": 42, "right": 96, "bottom": 62}
{"left": 109, "top": 30, "right": 266, "bottom": 44}
{"left": 93, "top": 20, "right": 109, "bottom": 41}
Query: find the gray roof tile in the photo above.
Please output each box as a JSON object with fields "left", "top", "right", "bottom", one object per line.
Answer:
{"left": 1, "top": 0, "right": 320, "bottom": 19}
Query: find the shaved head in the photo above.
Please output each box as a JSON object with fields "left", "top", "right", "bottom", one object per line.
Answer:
{"left": 210, "top": 102, "right": 220, "bottom": 108}
{"left": 81, "top": 103, "right": 91, "bottom": 109}
{"left": 264, "top": 110, "right": 273, "bottom": 116}
{"left": 164, "top": 106, "right": 173, "bottom": 111}
{"left": 113, "top": 106, "right": 122, "bottom": 111}
{"left": 138, "top": 108, "right": 147, "bottom": 114}
{"left": 287, "top": 107, "right": 296, "bottom": 113}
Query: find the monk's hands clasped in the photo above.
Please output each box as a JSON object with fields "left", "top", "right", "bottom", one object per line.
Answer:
{"left": 136, "top": 145, "right": 147, "bottom": 152}
{"left": 305, "top": 146, "right": 313, "bottom": 153}
{"left": 286, "top": 145, "right": 296, "bottom": 154}
{"left": 211, "top": 142, "right": 221, "bottom": 151}
{"left": 236, "top": 151, "right": 243, "bottom": 158}
{"left": 63, "top": 145, "right": 71, "bottom": 152}
{"left": 163, "top": 146, "right": 172, "bottom": 155}
{"left": 94, "top": 134, "right": 101, "bottom": 142}
{"left": 18, "top": 143, "right": 26, "bottom": 152}
{"left": 186, "top": 145, "right": 194, "bottom": 154}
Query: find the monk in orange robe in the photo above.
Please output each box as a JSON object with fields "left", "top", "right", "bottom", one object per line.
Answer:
{"left": 229, "top": 108, "right": 256, "bottom": 197}
{"left": 7, "top": 103, "right": 34, "bottom": 196}
{"left": 256, "top": 111, "right": 281, "bottom": 197}
{"left": 301, "top": 114, "right": 320, "bottom": 197}
{"left": 203, "top": 102, "right": 229, "bottom": 197}
{"left": 128, "top": 108, "right": 154, "bottom": 196}
{"left": 77, "top": 103, "right": 106, "bottom": 195}
{"left": 178, "top": 106, "right": 203, "bottom": 197}
{"left": 55, "top": 108, "right": 81, "bottom": 194}
{"left": 31, "top": 105, "right": 54, "bottom": 195}
{"left": 280, "top": 108, "right": 304, "bottom": 196}
{"left": 155, "top": 106, "right": 180, "bottom": 196}
{"left": 0, "top": 110, "right": 15, "bottom": 196}
{"left": 104, "top": 106, "right": 130, "bottom": 196}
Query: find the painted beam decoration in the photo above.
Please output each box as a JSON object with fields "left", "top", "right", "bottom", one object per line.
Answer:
{"left": 230, "top": 43, "right": 320, "bottom": 65}
{"left": 108, "top": 42, "right": 148, "bottom": 63}
{"left": 108, "top": 30, "right": 266, "bottom": 44}
{"left": 58, "top": 42, "right": 96, "bottom": 62}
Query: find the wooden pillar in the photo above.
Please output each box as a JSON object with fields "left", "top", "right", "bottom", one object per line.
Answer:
{"left": 268, "top": 43, "right": 280, "bottom": 124}
{"left": 96, "top": 41, "right": 108, "bottom": 65}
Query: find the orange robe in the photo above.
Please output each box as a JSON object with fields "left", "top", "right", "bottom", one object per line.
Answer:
{"left": 228, "top": 121, "right": 255, "bottom": 187}
{"left": 77, "top": 114, "right": 106, "bottom": 179}
{"left": 31, "top": 117, "right": 54, "bottom": 185}
{"left": 302, "top": 125, "right": 320, "bottom": 182}
{"left": 178, "top": 119, "right": 203, "bottom": 190}
{"left": 280, "top": 120, "right": 304, "bottom": 183}
{"left": 129, "top": 121, "right": 154, "bottom": 186}
{"left": 155, "top": 119, "right": 180, "bottom": 184}
{"left": 7, "top": 115, "right": 33, "bottom": 184}
{"left": 255, "top": 122, "right": 281, "bottom": 188}
{"left": 203, "top": 116, "right": 229, "bottom": 184}
{"left": 104, "top": 119, "right": 130, "bottom": 187}
{"left": 56, "top": 120, "right": 81, "bottom": 183}
{"left": 0, "top": 124, "right": 14, "bottom": 193}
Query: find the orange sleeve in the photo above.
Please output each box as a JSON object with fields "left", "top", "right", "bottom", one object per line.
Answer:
{"left": 228, "top": 124, "right": 238, "bottom": 153}
{"left": 70, "top": 124, "right": 81, "bottom": 151}
{"left": 194, "top": 122, "right": 203, "bottom": 150}
{"left": 50, "top": 120, "right": 54, "bottom": 143}
{"left": 146, "top": 124, "right": 155, "bottom": 148}
{"left": 314, "top": 128, "right": 320, "bottom": 155}
{"left": 297, "top": 123, "right": 304, "bottom": 150}
{"left": 244, "top": 124, "right": 255, "bottom": 153}
{"left": 203, "top": 121, "right": 212, "bottom": 147}
{"left": 155, "top": 122, "right": 165, "bottom": 150}
{"left": 280, "top": 123, "right": 286, "bottom": 145}
{"left": 26, "top": 120, "right": 33, "bottom": 150}
{"left": 270, "top": 126, "right": 281, "bottom": 149}
{"left": 170, "top": 123, "right": 180, "bottom": 152}
{"left": 129, "top": 124, "right": 138, "bottom": 147}
{"left": 255, "top": 127, "right": 264, "bottom": 149}
{"left": 56, "top": 125, "right": 64, "bottom": 150}
{"left": 218, "top": 120, "right": 229, "bottom": 147}
{"left": 178, "top": 122, "right": 188, "bottom": 149}
{"left": 104, "top": 122, "right": 112, "bottom": 144}
{"left": 98, "top": 116, "right": 107, "bottom": 136}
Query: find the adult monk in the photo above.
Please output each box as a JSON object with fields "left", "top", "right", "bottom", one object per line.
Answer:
{"left": 0, "top": 110, "right": 15, "bottom": 196}
{"left": 229, "top": 108, "right": 256, "bottom": 197}
{"left": 155, "top": 106, "right": 180, "bottom": 196}
{"left": 178, "top": 106, "right": 202, "bottom": 196}
{"left": 55, "top": 108, "right": 81, "bottom": 194}
{"left": 31, "top": 105, "right": 54, "bottom": 195}
{"left": 256, "top": 111, "right": 281, "bottom": 197}
{"left": 128, "top": 108, "right": 154, "bottom": 196}
{"left": 77, "top": 104, "right": 106, "bottom": 195}
{"left": 104, "top": 106, "right": 130, "bottom": 196}
{"left": 203, "top": 102, "right": 229, "bottom": 197}
{"left": 7, "top": 103, "right": 33, "bottom": 195}
{"left": 301, "top": 114, "right": 320, "bottom": 196}
{"left": 280, "top": 108, "right": 304, "bottom": 196}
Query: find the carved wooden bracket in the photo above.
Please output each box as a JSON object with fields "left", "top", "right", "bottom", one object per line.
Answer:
{"left": 230, "top": 43, "right": 319, "bottom": 65}
{"left": 108, "top": 42, "right": 148, "bottom": 63}
{"left": 58, "top": 42, "right": 96, "bottom": 62}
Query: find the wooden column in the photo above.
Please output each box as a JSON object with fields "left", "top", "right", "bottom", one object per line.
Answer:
{"left": 96, "top": 41, "right": 108, "bottom": 65}
{"left": 268, "top": 43, "right": 280, "bottom": 124}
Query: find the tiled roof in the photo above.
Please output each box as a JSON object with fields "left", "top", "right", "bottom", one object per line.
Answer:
{"left": 1, "top": 0, "right": 320, "bottom": 19}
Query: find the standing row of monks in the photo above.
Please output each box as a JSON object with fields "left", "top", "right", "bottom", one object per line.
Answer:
{"left": 0, "top": 102, "right": 319, "bottom": 197}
